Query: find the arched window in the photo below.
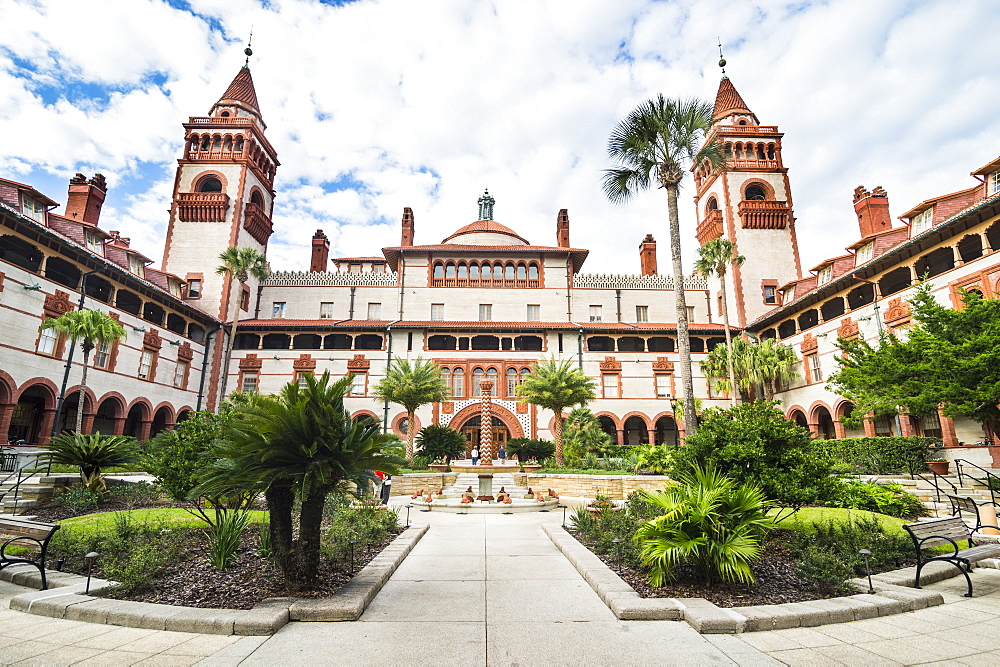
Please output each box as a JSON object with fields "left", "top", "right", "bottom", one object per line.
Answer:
{"left": 486, "top": 367, "right": 499, "bottom": 395}
{"left": 470, "top": 263, "right": 480, "bottom": 280}
{"left": 520, "top": 367, "right": 531, "bottom": 385}
{"left": 506, "top": 368, "right": 518, "bottom": 397}
{"left": 494, "top": 262, "right": 503, "bottom": 279}
{"left": 445, "top": 263, "right": 456, "bottom": 279}
{"left": 220, "top": 110, "right": 230, "bottom": 117}
{"left": 528, "top": 264, "right": 539, "bottom": 280}
{"left": 433, "top": 263, "right": 444, "bottom": 279}
{"left": 452, "top": 367, "right": 465, "bottom": 397}
{"left": 481, "top": 263, "right": 491, "bottom": 280}
{"left": 745, "top": 184, "right": 767, "bottom": 201}
{"left": 516, "top": 263, "right": 526, "bottom": 280}
{"left": 235, "top": 136, "right": 244, "bottom": 152}
{"left": 198, "top": 176, "right": 222, "bottom": 193}
{"left": 473, "top": 367, "right": 485, "bottom": 396}
{"left": 458, "top": 262, "right": 468, "bottom": 279}
{"left": 250, "top": 190, "right": 264, "bottom": 207}
{"left": 505, "top": 263, "right": 515, "bottom": 280}
{"left": 706, "top": 197, "right": 719, "bottom": 212}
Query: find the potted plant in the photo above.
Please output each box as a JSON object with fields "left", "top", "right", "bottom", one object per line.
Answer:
{"left": 926, "top": 458, "right": 950, "bottom": 475}
{"left": 521, "top": 458, "right": 542, "bottom": 473}
{"left": 428, "top": 458, "right": 449, "bottom": 472}
{"left": 586, "top": 492, "right": 619, "bottom": 514}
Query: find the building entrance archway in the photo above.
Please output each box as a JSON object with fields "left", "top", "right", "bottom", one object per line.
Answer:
{"left": 455, "top": 416, "right": 510, "bottom": 457}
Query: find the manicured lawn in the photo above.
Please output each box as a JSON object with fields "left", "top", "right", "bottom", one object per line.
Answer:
{"left": 770, "top": 507, "right": 908, "bottom": 535}
{"left": 56, "top": 508, "right": 269, "bottom": 533}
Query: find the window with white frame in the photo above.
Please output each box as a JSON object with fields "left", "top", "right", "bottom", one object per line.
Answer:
{"left": 855, "top": 242, "right": 875, "bottom": 264}
{"left": 296, "top": 371, "right": 312, "bottom": 388}
{"left": 818, "top": 265, "right": 833, "bottom": 285}
{"left": 686, "top": 305, "right": 695, "bottom": 322}
{"left": 37, "top": 325, "right": 59, "bottom": 356}
{"left": 186, "top": 279, "right": 202, "bottom": 299}
{"left": 85, "top": 231, "right": 103, "bottom": 254}
{"left": 272, "top": 302, "right": 286, "bottom": 318}
{"left": 319, "top": 302, "right": 334, "bottom": 319}
{"left": 349, "top": 264, "right": 362, "bottom": 274}
{"left": 479, "top": 304, "right": 492, "bottom": 321}
{"left": 910, "top": 208, "right": 933, "bottom": 236}
{"left": 129, "top": 255, "right": 144, "bottom": 275}
{"left": 602, "top": 373, "right": 619, "bottom": 398}
{"left": 807, "top": 354, "right": 822, "bottom": 383}
{"left": 655, "top": 374, "right": 671, "bottom": 398}
{"left": 22, "top": 196, "right": 45, "bottom": 222}
{"left": 350, "top": 373, "right": 366, "bottom": 396}
{"left": 589, "top": 305, "right": 602, "bottom": 322}
{"left": 240, "top": 371, "right": 259, "bottom": 393}
{"left": 93, "top": 342, "right": 111, "bottom": 369}
{"left": 450, "top": 367, "right": 465, "bottom": 397}
{"left": 174, "top": 361, "right": 189, "bottom": 388}
{"left": 138, "top": 349, "right": 156, "bottom": 380}
{"left": 989, "top": 171, "right": 1000, "bottom": 196}
{"left": 635, "top": 305, "right": 649, "bottom": 322}
{"left": 367, "top": 302, "right": 381, "bottom": 320}
{"left": 431, "top": 303, "right": 444, "bottom": 320}
{"left": 526, "top": 304, "right": 540, "bottom": 322}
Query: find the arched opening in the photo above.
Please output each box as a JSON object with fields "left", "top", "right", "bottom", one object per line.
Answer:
{"left": 188, "top": 324, "right": 205, "bottom": 343}
{"left": 471, "top": 335, "right": 500, "bottom": 351}
{"left": 504, "top": 263, "right": 515, "bottom": 280}
{"left": 528, "top": 264, "right": 539, "bottom": 280}
{"left": 706, "top": 337, "right": 726, "bottom": 351}
{"left": 797, "top": 309, "right": 819, "bottom": 331}
{"left": 176, "top": 409, "right": 192, "bottom": 425}
{"left": 123, "top": 403, "right": 149, "bottom": 439}
{"left": 777, "top": 320, "right": 797, "bottom": 339}
{"left": 250, "top": 190, "right": 264, "bottom": 207}
{"left": 648, "top": 337, "right": 675, "bottom": 352}
{"left": 150, "top": 406, "right": 172, "bottom": 438}
{"left": 355, "top": 334, "right": 383, "bottom": 350}
{"left": 234, "top": 333, "right": 260, "bottom": 349}
{"left": 143, "top": 302, "right": 165, "bottom": 326}
{"left": 815, "top": 405, "right": 836, "bottom": 440}
{"left": 456, "top": 415, "right": 510, "bottom": 457}
{"left": 654, "top": 415, "right": 679, "bottom": 447}
{"left": 57, "top": 392, "right": 87, "bottom": 436}
{"left": 166, "top": 313, "right": 186, "bottom": 335}
{"left": 878, "top": 267, "right": 911, "bottom": 297}
{"left": 433, "top": 263, "right": 444, "bottom": 280}
{"left": 324, "top": 334, "right": 352, "bottom": 350}
{"left": 821, "top": 297, "right": 845, "bottom": 322}
{"left": 44, "top": 257, "right": 81, "bottom": 289}
{"left": 745, "top": 184, "right": 767, "bottom": 201}
{"left": 788, "top": 409, "right": 808, "bottom": 430}
{"left": 618, "top": 336, "right": 645, "bottom": 352}
{"left": 836, "top": 402, "right": 865, "bottom": 438}
{"left": 986, "top": 221, "right": 1000, "bottom": 254}
{"left": 587, "top": 336, "right": 614, "bottom": 352}
{"left": 84, "top": 275, "right": 114, "bottom": 303}
{"left": 623, "top": 415, "right": 650, "bottom": 446}
{"left": 116, "top": 289, "right": 142, "bottom": 316}
{"left": 847, "top": 284, "right": 875, "bottom": 310}
{"left": 92, "top": 397, "right": 122, "bottom": 434}
{"left": 428, "top": 335, "right": 457, "bottom": 351}
{"left": 458, "top": 263, "right": 468, "bottom": 280}
{"left": 516, "top": 264, "right": 526, "bottom": 280}
{"left": 198, "top": 176, "right": 223, "bottom": 193}
{"left": 0, "top": 235, "right": 43, "bottom": 272}
{"left": 706, "top": 197, "right": 719, "bottom": 212}
{"left": 8, "top": 385, "right": 53, "bottom": 444}
{"left": 513, "top": 335, "right": 542, "bottom": 351}
{"left": 689, "top": 337, "right": 705, "bottom": 353}
{"left": 957, "top": 234, "right": 983, "bottom": 263}
{"left": 597, "top": 416, "right": 618, "bottom": 443}
{"left": 292, "top": 334, "right": 322, "bottom": 349}
{"left": 914, "top": 247, "right": 954, "bottom": 280}
{"left": 445, "top": 263, "right": 456, "bottom": 279}
{"left": 262, "top": 333, "right": 290, "bottom": 349}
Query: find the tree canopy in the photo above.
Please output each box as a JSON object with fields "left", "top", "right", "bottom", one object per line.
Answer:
{"left": 373, "top": 357, "right": 450, "bottom": 465}
{"left": 516, "top": 358, "right": 597, "bottom": 465}
{"left": 829, "top": 285, "right": 1000, "bottom": 436}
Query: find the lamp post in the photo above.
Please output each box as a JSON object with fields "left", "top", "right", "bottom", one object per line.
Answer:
{"left": 859, "top": 549, "right": 875, "bottom": 594}
{"left": 84, "top": 551, "right": 99, "bottom": 593}
{"left": 51, "top": 268, "right": 103, "bottom": 440}
{"left": 560, "top": 504, "right": 567, "bottom": 528}
{"left": 612, "top": 538, "right": 623, "bottom": 572}
{"left": 348, "top": 539, "right": 357, "bottom": 575}
{"left": 405, "top": 504, "right": 412, "bottom": 528}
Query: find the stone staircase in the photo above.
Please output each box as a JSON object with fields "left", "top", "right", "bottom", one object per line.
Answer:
{"left": 862, "top": 472, "right": 999, "bottom": 523}
{"left": 0, "top": 474, "right": 74, "bottom": 515}
{"left": 443, "top": 472, "right": 531, "bottom": 498}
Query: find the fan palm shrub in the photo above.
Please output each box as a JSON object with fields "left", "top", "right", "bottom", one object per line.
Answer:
{"left": 694, "top": 238, "right": 745, "bottom": 408}
{"left": 41, "top": 432, "right": 138, "bottom": 491}
{"left": 635, "top": 466, "right": 772, "bottom": 586}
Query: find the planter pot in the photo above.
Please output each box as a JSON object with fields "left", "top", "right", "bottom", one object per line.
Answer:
{"left": 428, "top": 464, "right": 449, "bottom": 472}
{"left": 927, "top": 461, "right": 950, "bottom": 475}
{"left": 521, "top": 465, "right": 541, "bottom": 473}
{"left": 586, "top": 505, "right": 620, "bottom": 515}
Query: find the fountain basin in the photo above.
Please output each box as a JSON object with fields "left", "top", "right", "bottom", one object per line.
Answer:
{"left": 448, "top": 463, "right": 521, "bottom": 474}
{"left": 410, "top": 497, "right": 560, "bottom": 513}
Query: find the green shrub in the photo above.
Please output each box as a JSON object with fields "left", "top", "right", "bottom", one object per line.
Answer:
{"left": 506, "top": 438, "right": 555, "bottom": 464}
{"left": 40, "top": 433, "right": 139, "bottom": 491}
{"left": 818, "top": 437, "right": 936, "bottom": 474}
{"left": 208, "top": 510, "right": 251, "bottom": 570}
{"left": 415, "top": 424, "right": 467, "bottom": 463}
{"left": 52, "top": 485, "right": 101, "bottom": 515}
{"left": 634, "top": 444, "right": 673, "bottom": 474}
{"left": 321, "top": 498, "right": 400, "bottom": 563}
{"left": 106, "top": 481, "right": 161, "bottom": 509}
{"left": 824, "top": 479, "right": 925, "bottom": 518}
{"left": 563, "top": 408, "right": 615, "bottom": 463}
{"left": 636, "top": 467, "right": 773, "bottom": 585}
{"left": 673, "top": 401, "right": 838, "bottom": 508}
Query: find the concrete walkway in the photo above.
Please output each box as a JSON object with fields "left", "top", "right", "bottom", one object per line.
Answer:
{"left": 3, "top": 507, "right": 1000, "bottom": 665}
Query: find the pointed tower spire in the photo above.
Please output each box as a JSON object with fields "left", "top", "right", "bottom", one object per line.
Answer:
{"left": 477, "top": 189, "right": 495, "bottom": 221}
{"left": 213, "top": 67, "right": 262, "bottom": 118}
{"left": 712, "top": 77, "right": 757, "bottom": 124}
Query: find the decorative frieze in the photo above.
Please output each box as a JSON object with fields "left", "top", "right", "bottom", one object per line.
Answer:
{"left": 239, "top": 354, "right": 263, "bottom": 370}
{"left": 599, "top": 356, "right": 621, "bottom": 372}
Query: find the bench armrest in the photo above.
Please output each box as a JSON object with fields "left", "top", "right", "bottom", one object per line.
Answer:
{"left": 1, "top": 535, "right": 43, "bottom": 556}
{"left": 916, "top": 534, "right": 962, "bottom": 559}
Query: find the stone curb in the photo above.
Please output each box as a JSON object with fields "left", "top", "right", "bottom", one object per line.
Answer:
{"left": 542, "top": 524, "right": 954, "bottom": 634}
{"left": 5, "top": 523, "right": 429, "bottom": 634}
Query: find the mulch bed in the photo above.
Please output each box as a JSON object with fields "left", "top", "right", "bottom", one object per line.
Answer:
{"left": 573, "top": 531, "right": 835, "bottom": 608}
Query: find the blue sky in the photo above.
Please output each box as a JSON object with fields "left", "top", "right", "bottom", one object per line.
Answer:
{"left": 1, "top": 0, "right": 998, "bottom": 275}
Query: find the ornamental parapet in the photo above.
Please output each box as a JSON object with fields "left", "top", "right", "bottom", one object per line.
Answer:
{"left": 263, "top": 270, "right": 399, "bottom": 287}
{"left": 573, "top": 274, "right": 708, "bottom": 290}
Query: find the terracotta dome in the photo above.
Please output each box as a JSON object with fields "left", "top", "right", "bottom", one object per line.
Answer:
{"left": 442, "top": 220, "right": 530, "bottom": 246}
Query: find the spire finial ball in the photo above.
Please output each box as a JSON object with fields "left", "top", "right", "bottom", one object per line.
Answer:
{"left": 245, "top": 47, "right": 253, "bottom": 57}
{"left": 718, "top": 58, "right": 726, "bottom": 68}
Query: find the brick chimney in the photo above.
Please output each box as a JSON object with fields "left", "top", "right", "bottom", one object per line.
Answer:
{"left": 556, "top": 209, "right": 570, "bottom": 248}
{"left": 310, "top": 229, "right": 329, "bottom": 272}
{"left": 65, "top": 173, "right": 107, "bottom": 225}
{"left": 853, "top": 185, "right": 892, "bottom": 238}
{"left": 401, "top": 207, "right": 414, "bottom": 247}
{"left": 639, "top": 234, "right": 657, "bottom": 276}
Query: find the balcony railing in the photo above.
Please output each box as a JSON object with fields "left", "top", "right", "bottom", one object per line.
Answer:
{"left": 243, "top": 202, "right": 273, "bottom": 244}
{"left": 730, "top": 158, "right": 781, "bottom": 170}
{"left": 738, "top": 200, "right": 791, "bottom": 230}
{"left": 188, "top": 116, "right": 257, "bottom": 126}
{"left": 185, "top": 149, "right": 246, "bottom": 161}
{"left": 177, "top": 193, "right": 230, "bottom": 222}
{"left": 696, "top": 209, "right": 724, "bottom": 245}
{"left": 716, "top": 124, "right": 779, "bottom": 134}
{"left": 430, "top": 279, "right": 540, "bottom": 289}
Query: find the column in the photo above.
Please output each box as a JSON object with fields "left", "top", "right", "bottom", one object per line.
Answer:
{"left": 616, "top": 428, "right": 625, "bottom": 447}
{"left": 137, "top": 418, "right": 152, "bottom": 441}
{"left": 0, "top": 403, "right": 14, "bottom": 443}
{"left": 940, "top": 413, "right": 959, "bottom": 447}
{"left": 38, "top": 408, "right": 57, "bottom": 445}
{"left": 111, "top": 416, "right": 126, "bottom": 436}
{"left": 833, "top": 418, "right": 846, "bottom": 439}
{"left": 863, "top": 416, "right": 876, "bottom": 437}
{"left": 646, "top": 429, "right": 656, "bottom": 446}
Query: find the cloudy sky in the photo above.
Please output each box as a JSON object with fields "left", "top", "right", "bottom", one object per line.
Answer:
{"left": 1, "top": 0, "right": 998, "bottom": 277}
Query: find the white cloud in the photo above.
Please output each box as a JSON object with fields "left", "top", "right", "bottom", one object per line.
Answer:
{"left": 1, "top": 0, "right": 998, "bottom": 280}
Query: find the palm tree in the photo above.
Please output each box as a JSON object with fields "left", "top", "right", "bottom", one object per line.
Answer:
{"left": 215, "top": 246, "right": 269, "bottom": 401}
{"left": 372, "top": 357, "right": 450, "bottom": 465}
{"left": 695, "top": 238, "right": 746, "bottom": 408}
{"left": 516, "top": 358, "right": 597, "bottom": 466}
{"left": 42, "top": 309, "right": 126, "bottom": 433}
{"left": 701, "top": 338, "right": 800, "bottom": 401}
{"left": 41, "top": 432, "right": 138, "bottom": 491}
{"left": 198, "top": 372, "right": 402, "bottom": 590}
{"left": 603, "top": 95, "right": 726, "bottom": 435}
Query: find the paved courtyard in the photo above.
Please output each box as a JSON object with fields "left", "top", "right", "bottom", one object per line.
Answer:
{"left": 2, "top": 507, "right": 1000, "bottom": 665}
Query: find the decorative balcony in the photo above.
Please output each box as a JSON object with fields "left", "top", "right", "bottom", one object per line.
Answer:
{"left": 738, "top": 200, "right": 791, "bottom": 230}
{"left": 243, "top": 201, "right": 273, "bottom": 244}
{"left": 696, "top": 209, "right": 724, "bottom": 245}
{"left": 176, "top": 193, "right": 230, "bottom": 222}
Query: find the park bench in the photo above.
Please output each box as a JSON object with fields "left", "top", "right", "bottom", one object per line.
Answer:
{"left": 0, "top": 517, "right": 60, "bottom": 590}
{"left": 947, "top": 493, "right": 1000, "bottom": 534}
{"left": 903, "top": 516, "right": 1000, "bottom": 597}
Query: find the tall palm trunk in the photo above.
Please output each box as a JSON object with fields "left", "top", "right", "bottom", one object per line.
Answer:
{"left": 553, "top": 412, "right": 564, "bottom": 466}
{"left": 666, "top": 184, "right": 698, "bottom": 436}
{"left": 718, "top": 275, "right": 738, "bottom": 408}
{"left": 405, "top": 409, "right": 416, "bottom": 465}
{"left": 218, "top": 278, "right": 241, "bottom": 403}
{"left": 76, "top": 345, "right": 92, "bottom": 433}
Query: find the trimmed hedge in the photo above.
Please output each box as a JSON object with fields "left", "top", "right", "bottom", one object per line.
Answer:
{"left": 819, "top": 436, "right": 936, "bottom": 474}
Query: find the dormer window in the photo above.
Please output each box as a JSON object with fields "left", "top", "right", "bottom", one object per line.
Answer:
{"left": 85, "top": 231, "right": 103, "bottom": 254}
{"left": 129, "top": 255, "right": 144, "bottom": 275}
{"left": 989, "top": 171, "right": 1000, "bottom": 196}
{"left": 220, "top": 111, "right": 230, "bottom": 117}
{"left": 856, "top": 242, "right": 874, "bottom": 265}
{"left": 22, "top": 195, "right": 46, "bottom": 223}
{"left": 818, "top": 266, "right": 833, "bottom": 285}
{"left": 910, "top": 208, "right": 933, "bottom": 235}
{"left": 168, "top": 280, "right": 181, "bottom": 297}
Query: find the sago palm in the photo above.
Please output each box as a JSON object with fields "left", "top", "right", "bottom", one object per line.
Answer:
{"left": 603, "top": 96, "right": 726, "bottom": 435}
{"left": 42, "top": 309, "right": 126, "bottom": 433}
{"left": 41, "top": 432, "right": 138, "bottom": 491}
{"left": 216, "top": 246, "right": 269, "bottom": 401}
{"left": 516, "top": 358, "right": 597, "bottom": 466}
{"left": 635, "top": 466, "right": 772, "bottom": 586}
{"left": 373, "top": 357, "right": 450, "bottom": 465}
{"left": 199, "top": 371, "right": 403, "bottom": 589}
{"left": 695, "top": 238, "right": 745, "bottom": 408}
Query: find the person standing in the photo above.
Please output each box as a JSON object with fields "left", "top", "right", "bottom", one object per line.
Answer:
{"left": 373, "top": 470, "right": 385, "bottom": 500}
{"left": 471, "top": 447, "right": 479, "bottom": 466}
{"left": 380, "top": 474, "right": 392, "bottom": 504}
{"left": 498, "top": 445, "right": 506, "bottom": 462}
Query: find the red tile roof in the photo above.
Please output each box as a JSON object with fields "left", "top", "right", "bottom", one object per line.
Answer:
{"left": 442, "top": 220, "right": 529, "bottom": 244}
{"left": 218, "top": 66, "right": 261, "bottom": 116}
{"left": 712, "top": 77, "right": 754, "bottom": 122}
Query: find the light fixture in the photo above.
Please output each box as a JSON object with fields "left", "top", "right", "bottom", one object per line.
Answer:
{"left": 859, "top": 317, "right": 872, "bottom": 322}
{"left": 22, "top": 283, "right": 42, "bottom": 291}
{"left": 84, "top": 551, "right": 99, "bottom": 593}
{"left": 273, "top": 355, "right": 281, "bottom": 361}
{"left": 131, "top": 326, "right": 146, "bottom": 333}
{"left": 168, "top": 339, "right": 181, "bottom": 346}
{"left": 816, "top": 333, "right": 828, "bottom": 338}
